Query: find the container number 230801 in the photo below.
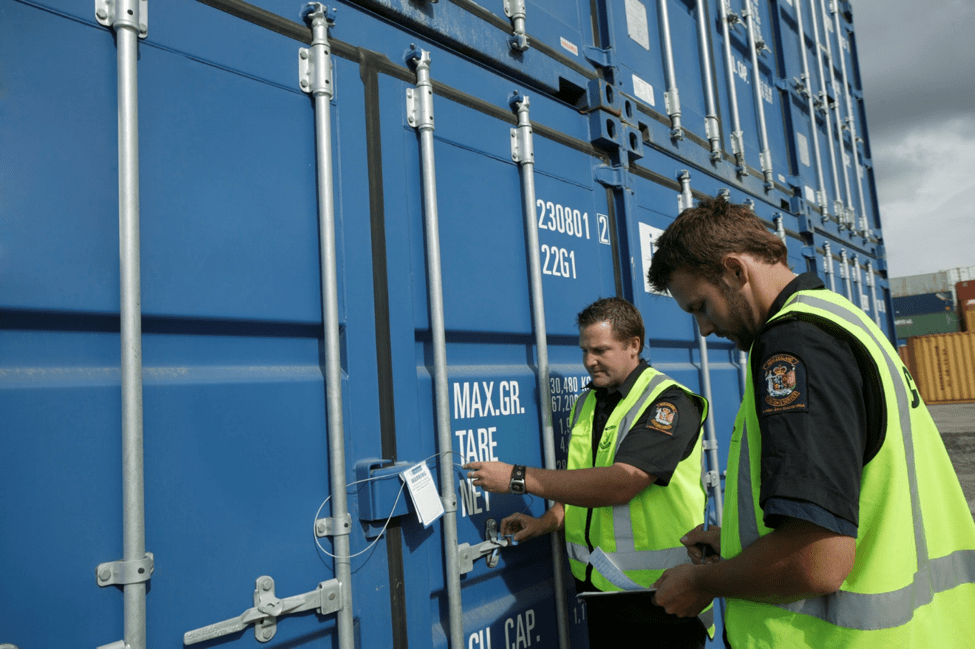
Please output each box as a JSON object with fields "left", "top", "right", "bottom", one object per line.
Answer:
{"left": 536, "top": 199, "right": 609, "bottom": 281}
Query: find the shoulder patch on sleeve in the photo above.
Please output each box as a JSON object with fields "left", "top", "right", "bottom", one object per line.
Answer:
{"left": 758, "top": 353, "right": 808, "bottom": 416}
{"left": 645, "top": 401, "right": 678, "bottom": 435}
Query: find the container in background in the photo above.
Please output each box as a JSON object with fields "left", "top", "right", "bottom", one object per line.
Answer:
{"left": 890, "top": 267, "right": 975, "bottom": 298}
{"left": 956, "top": 281, "right": 975, "bottom": 332}
{"left": 892, "top": 292, "right": 954, "bottom": 318}
{"left": 894, "top": 312, "right": 960, "bottom": 339}
{"left": 906, "top": 332, "right": 975, "bottom": 404}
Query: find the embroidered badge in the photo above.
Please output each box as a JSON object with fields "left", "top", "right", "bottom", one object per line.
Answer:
{"left": 759, "top": 353, "right": 808, "bottom": 416}
{"left": 646, "top": 401, "right": 677, "bottom": 435}
{"left": 598, "top": 425, "right": 617, "bottom": 450}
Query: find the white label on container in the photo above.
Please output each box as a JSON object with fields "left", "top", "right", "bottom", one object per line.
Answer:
{"left": 805, "top": 185, "right": 816, "bottom": 204}
{"left": 639, "top": 222, "right": 668, "bottom": 295}
{"left": 560, "top": 37, "right": 578, "bottom": 56}
{"left": 860, "top": 292, "right": 869, "bottom": 311}
{"left": 625, "top": 0, "right": 651, "bottom": 51}
{"left": 796, "top": 131, "right": 811, "bottom": 167}
{"left": 878, "top": 299, "right": 886, "bottom": 313}
{"left": 401, "top": 462, "right": 444, "bottom": 528}
{"left": 632, "top": 74, "right": 655, "bottom": 106}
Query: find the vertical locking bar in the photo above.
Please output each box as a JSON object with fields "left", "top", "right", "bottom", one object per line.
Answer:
{"left": 792, "top": 0, "right": 829, "bottom": 214}
{"left": 774, "top": 214, "right": 787, "bottom": 245}
{"left": 407, "top": 48, "right": 464, "bottom": 649}
{"left": 866, "top": 261, "right": 881, "bottom": 326}
{"left": 658, "top": 0, "right": 683, "bottom": 139}
{"left": 742, "top": 1, "right": 774, "bottom": 190}
{"left": 695, "top": 0, "right": 722, "bottom": 160}
{"left": 719, "top": 0, "right": 747, "bottom": 174}
{"left": 510, "top": 92, "right": 570, "bottom": 649}
{"left": 503, "top": 0, "right": 529, "bottom": 51}
{"left": 823, "top": 241, "right": 836, "bottom": 292}
{"left": 818, "top": 0, "right": 854, "bottom": 227}
{"left": 696, "top": 321, "right": 724, "bottom": 527}
{"left": 94, "top": 2, "right": 149, "bottom": 648}
{"left": 299, "top": 6, "right": 354, "bottom": 649}
{"left": 806, "top": 0, "right": 843, "bottom": 223}
{"left": 678, "top": 170, "right": 693, "bottom": 213}
{"left": 830, "top": 2, "right": 868, "bottom": 235}
{"left": 839, "top": 248, "right": 853, "bottom": 299}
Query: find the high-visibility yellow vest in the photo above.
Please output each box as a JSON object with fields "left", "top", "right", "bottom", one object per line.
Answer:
{"left": 723, "top": 288, "right": 975, "bottom": 648}
{"left": 565, "top": 366, "right": 713, "bottom": 633}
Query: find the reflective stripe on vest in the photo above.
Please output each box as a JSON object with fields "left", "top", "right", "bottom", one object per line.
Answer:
{"left": 735, "top": 292, "right": 975, "bottom": 630}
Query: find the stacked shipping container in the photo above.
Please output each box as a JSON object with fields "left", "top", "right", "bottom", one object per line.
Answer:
{"left": 0, "top": 0, "right": 893, "bottom": 647}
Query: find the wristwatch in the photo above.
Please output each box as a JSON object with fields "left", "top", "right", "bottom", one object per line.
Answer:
{"left": 509, "top": 465, "right": 527, "bottom": 495}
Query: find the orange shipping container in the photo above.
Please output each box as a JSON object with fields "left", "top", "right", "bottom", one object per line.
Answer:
{"left": 906, "top": 331, "right": 975, "bottom": 404}
{"left": 957, "top": 280, "right": 975, "bottom": 332}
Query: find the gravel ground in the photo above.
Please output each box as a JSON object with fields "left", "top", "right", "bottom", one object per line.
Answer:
{"left": 930, "top": 403, "right": 975, "bottom": 519}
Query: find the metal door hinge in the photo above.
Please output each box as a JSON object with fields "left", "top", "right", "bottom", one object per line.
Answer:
{"left": 184, "top": 576, "right": 342, "bottom": 645}
{"left": 96, "top": 552, "right": 153, "bottom": 587}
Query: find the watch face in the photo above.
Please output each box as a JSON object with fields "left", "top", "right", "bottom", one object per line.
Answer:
{"left": 510, "top": 481, "right": 526, "bottom": 495}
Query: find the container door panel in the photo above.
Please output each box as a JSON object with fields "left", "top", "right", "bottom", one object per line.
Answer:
{"left": 371, "top": 49, "right": 611, "bottom": 646}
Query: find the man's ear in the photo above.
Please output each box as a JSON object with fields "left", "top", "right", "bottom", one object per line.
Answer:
{"left": 627, "top": 336, "right": 643, "bottom": 354}
{"left": 722, "top": 254, "right": 748, "bottom": 289}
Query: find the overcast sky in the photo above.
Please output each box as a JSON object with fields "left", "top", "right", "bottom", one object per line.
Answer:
{"left": 850, "top": 0, "right": 975, "bottom": 278}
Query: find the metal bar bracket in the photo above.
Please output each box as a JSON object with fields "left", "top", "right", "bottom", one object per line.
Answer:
{"left": 183, "top": 577, "right": 343, "bottom": 645}
{"left": 315, "top": 512, "right": 353, "bottom": 538}
{"left": 503, "top": 0, "right": 529, "bottom": 51}
{"left": 96, "top": 552, "right": 154, "bottom": 588}
{"left": 298, "top": 4, "right": 337, "bottom": 98}
{"left": 457, "top": 519, "right": 511, "bottom": 575}
{"left": 509, "top": 94, "right": 534, "bottom": 164}
{"left": 95, "top": 0, "right": 148, "bottom": 37}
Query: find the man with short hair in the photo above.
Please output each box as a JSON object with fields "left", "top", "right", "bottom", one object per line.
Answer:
{"left": 648, "top": 197, "right": 975, "bottom": 647}
{"left": 465, "top": 296, "right": 711, "bottom": 648}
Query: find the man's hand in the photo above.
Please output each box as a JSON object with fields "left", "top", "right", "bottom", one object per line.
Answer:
{"left": 463, "top": 461, "right": 513, "bottom": 494}
{"left": 681, "top": 524, "right": 721, "bottom": 564}
{"left": 500, "top": 511, "right": 554, "bottom": 543}
{"left": 652, "top": 564, "right": 714, "bottom": 618}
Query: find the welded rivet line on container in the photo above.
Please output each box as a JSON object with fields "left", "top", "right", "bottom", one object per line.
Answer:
{"left": 406, "top": 47, "right": 465, "bottom": 649}
{"left": 93, "top": 2, "right": 150, "bottom": 648}
{"left": 510, "top": 91, "right": 571, "bottom": 649}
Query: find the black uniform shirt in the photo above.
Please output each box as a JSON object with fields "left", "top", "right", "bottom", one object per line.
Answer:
{"left": 753, "top": 273, "right": 884, "bottom": 536}
{"left": 589, "top": 359, "right": 704, "bottom": 486}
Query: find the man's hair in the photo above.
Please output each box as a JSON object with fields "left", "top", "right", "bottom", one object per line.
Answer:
{"left": 576, "top": 297, "right": 645, "bottom": 352}
{"left": 647, "top": 197, "right": 787, "bottom": 292}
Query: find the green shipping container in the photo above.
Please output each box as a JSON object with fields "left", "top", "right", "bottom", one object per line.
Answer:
{"left": 895, "top": 312, "right": 961, "bottom": 338}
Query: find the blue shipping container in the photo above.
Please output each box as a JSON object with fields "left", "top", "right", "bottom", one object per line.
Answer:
{"left": 893, "top": 292, "right": 955, "bottom": 318}
{"left": 0, "top": 0, "right": 893, "bottom": 647}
